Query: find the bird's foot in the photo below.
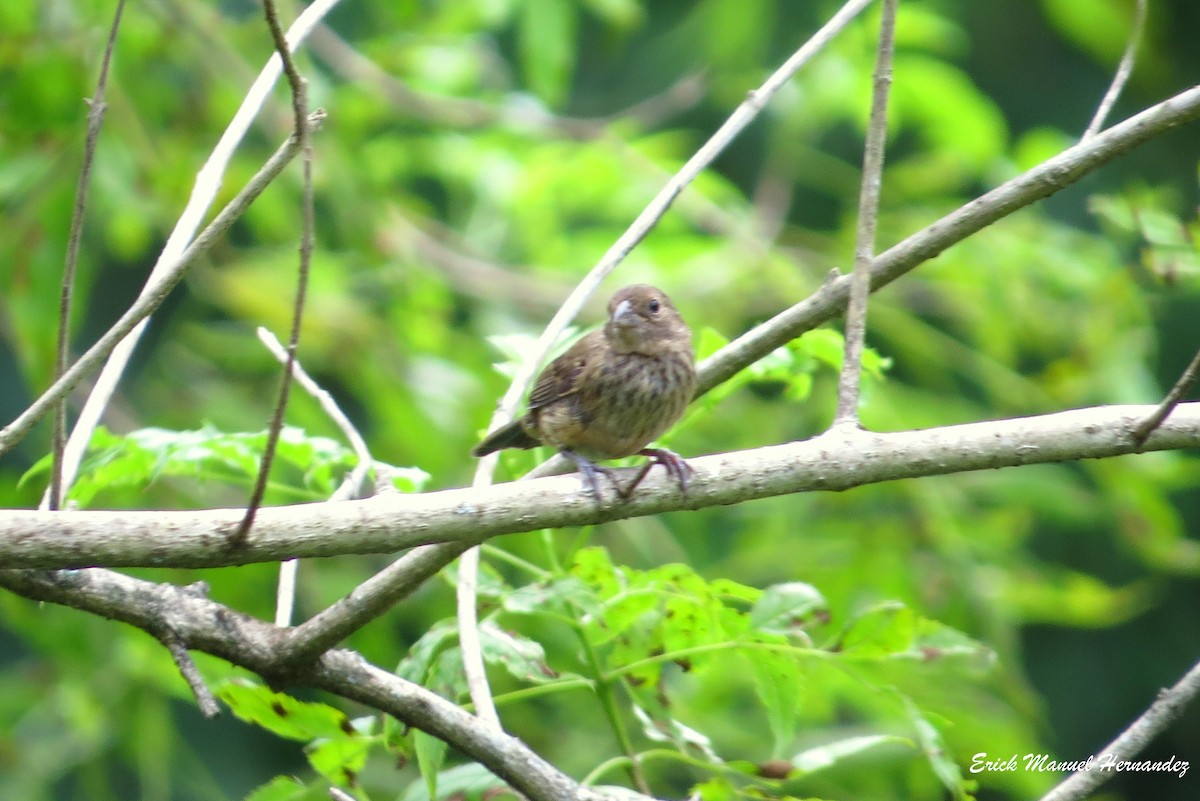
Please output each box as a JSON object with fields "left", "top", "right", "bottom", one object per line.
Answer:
{"left": 561, "top": 450, "right": 621, "bottom": 500}
{"left": 619, "top": 447, "right": 692, "bottom": 498}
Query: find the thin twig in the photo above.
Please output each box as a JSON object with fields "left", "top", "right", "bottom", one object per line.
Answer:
{"left": 1131, "top": 345, "right": 1200, "bottom": 447}
{"left": 282, "top": 541, "right": 475, "bottom": 664}
{"left": 257, "top": 327, "right": 375, "bottom": 627}
{"left": 256, "top": 327, "right": 374, "bottom": 495}
{"left": 1082, "top": 0, "right": 1147, "bottom": 141}
{"left": 40, "top": 0, "right": 345, "bottom": 510}
{"left": 233, "top": 0, "right": 314, "bottom": 545}
{"left": 0, "top": 130, "right": 308, "bottom": 460}
{"left": 50, "top": 0, "right": 127, "bottom": 511}
{"left": 159, "top": 630, "right": 221, "bottom": 718}
{"left": 1038, "top": 655, "right": 1200, "bottom": 801}
{"left": 456, "top": 537, "right": 501, "bottom": 729}
{"left": 833, "top": 0, "right": 896, "bottom": 427}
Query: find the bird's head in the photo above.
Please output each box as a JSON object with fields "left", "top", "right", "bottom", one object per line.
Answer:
{"left": 604, "top": 284, "right": 691, "bottom": 356}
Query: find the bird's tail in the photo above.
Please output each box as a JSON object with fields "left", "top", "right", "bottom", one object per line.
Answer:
{"left": 471, "top": 419, "right": 541, "bottom": 456}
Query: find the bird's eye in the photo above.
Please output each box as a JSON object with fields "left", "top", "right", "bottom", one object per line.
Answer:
{"left": 647, "top": 298, "right": 661, "bottom": 313}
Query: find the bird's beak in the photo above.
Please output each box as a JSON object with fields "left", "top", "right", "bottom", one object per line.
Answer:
{"left": 611, "top": 299, "right": 634, "bottom": 326}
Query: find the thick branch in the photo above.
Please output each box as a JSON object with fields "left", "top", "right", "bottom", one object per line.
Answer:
{"left": 2, "top": 402, "right": 1199, "bottom": 570}
{"left": 0, "top": 568, "right": 601, "bottom": 801}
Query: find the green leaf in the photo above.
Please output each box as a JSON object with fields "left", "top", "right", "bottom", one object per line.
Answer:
{"left": 503, "top": 574, "right": 600, "bottom": 620}
{"left": 904, "top": 697, "right": 976, "bottom": 801}
{"left": 749, "top": 582, "right": 829, "bottom": 636}
{"left": 744, "top": 638, "right": 804, "bottom": 755}
{"left": 306, "top": 732, "right": 374, "bottom": 787}
{"left": 242, "top": 775, "right": 313, "bottom": 801}
{"left": 631, "top": 702, "right": 720, "bottom": 761}
{"left": 22, "top": 425, "right": 378, "bottom": 507}
{"left": 216, "top": 679, "right": 359, "bottom": 742}
{"left": 479, "top": 620, "right": 560, "bottom": 683}
{"left": 397, "top": 621, "right": 456, "bottom": 680}
{"left": 413, "top": 729, "right": 448, "bottom": 801}
{"left": 836, "top": 602, "right": 917, "bottom": 658}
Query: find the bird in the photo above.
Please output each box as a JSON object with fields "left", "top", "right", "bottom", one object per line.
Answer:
{"left": 473, "top": 284, "right": 695, "bottom": 498}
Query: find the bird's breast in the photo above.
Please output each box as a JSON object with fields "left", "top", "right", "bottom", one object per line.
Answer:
{"left": 549, "top": 351, "right": 695, "bottom": 459}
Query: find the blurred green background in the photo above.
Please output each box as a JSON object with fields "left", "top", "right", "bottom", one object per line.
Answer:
{"left": 2, "top": 0, "right": 1200, "bottom": 799}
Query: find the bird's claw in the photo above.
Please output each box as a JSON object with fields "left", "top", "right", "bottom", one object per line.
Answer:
{"left": 618, "top": 447, "right": 691, "bottom": 499}
{"left": 647, "top": 448, "right": 692, "bottom": 491}
{"left": 562, "top": 448, "right": 692, "bottom": 502}
{"left": 563, "top": 450, "right": 621, "bottom": 500}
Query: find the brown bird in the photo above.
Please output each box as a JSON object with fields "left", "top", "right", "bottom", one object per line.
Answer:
{"left": 473, "top": 284, "right": 695, "bottom": 498}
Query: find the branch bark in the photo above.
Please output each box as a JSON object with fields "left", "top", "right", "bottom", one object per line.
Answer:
{"left": 3, "top": 402, "right": 1199, "bottom": 570}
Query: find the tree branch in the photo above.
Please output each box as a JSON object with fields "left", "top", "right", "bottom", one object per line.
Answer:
{"left": 695, "top": 82, "right": 1200, "bottom": 398}
{"left": 1038, "top": 654, "right": 1200, "bottom": 801}
{"left": 834, "top": 0, "right": 895, "bottom": 426}
{"left": 0, "top": 567, "right": 606, "bottom": 801}
{"left": 3, "top": 402, "right": 1200, "bottom": 570}
{"left": 1082, "top": 0, "right": 1147, "bottom": 141}
{"left": 1132, "top": 345, "right": 1200, "bottom": 447}
{"left": 51, "top": 0, "right": 127, "bottom": 510}
{"left": 233, "top": 0, "right": 316, "bottom": 544}
{"left": 281, "top": 541, "right": 473, "bottom": 664}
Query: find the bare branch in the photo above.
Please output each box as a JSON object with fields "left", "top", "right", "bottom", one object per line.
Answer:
{"left": 51, "top": 0, "right": 127, "bottom": 511}
{"left": 0, "top": 568, "right": 602, "bottom": 801}
{"left": 256, "top": 327, "right": 374, "bottom": 499}
{"left": 456, "top": 541, "right": 501, "bottom": 730}
{"left": 160, "top": 630, "right": 221, "bottom": 718}
{"left": 1082, "top": 0, "right": 1147, "bottom": 141}
{"left": 1038, "top": 655, "right": 1200, "bottom": 801}
{"left": 834, "top": 0, "right": 896, "bottom": 427}
{"left": 234, "top": 0, "right": 315, "bottom": 544}
{"left": 282, "top": 542, "right": 473, "bottom": 664}
{"left": 1131, "top": 345, "right": 1200, "bottom": 447}
{"left": 4, "top": 402, "right": 1200, "bottom": 571}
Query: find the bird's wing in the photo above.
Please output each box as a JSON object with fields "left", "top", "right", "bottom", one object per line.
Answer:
{"left": 526, "top": 332, "right": 596, "bottom": 410}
